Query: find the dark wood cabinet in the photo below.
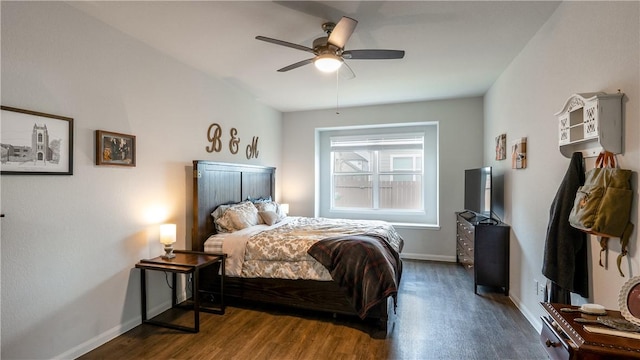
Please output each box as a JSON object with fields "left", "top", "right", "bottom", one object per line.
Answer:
{"left": 456, "top": 212, "right": 510, "bottom": 295}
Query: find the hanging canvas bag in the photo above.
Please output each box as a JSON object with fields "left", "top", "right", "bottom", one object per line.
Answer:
{"left": 568, "top": 151, "right": 634, "bottom": 276}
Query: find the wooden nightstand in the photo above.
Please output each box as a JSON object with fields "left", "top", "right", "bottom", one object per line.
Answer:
{"left": 135, "top": 250, "right": 226, "bottom": 333}
{"left": 540, "top": 302, "right": 640, "bottom": 359}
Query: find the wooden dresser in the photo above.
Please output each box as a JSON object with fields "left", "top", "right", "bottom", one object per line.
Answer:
{"left": 456, "top": 212, "right": 510, "bottom": 295}
{"left": 540, "top": 302, "right": 640, "bottom": 359}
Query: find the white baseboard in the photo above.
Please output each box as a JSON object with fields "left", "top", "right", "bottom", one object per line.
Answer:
{"left": 401, "top": 252, "right": 456, "bottom": 263}
{"left": 508, "top": 292, "right": 542, "bottom": 332}
{"left": 55, "top": 299, "right": 176, "bottom": 360}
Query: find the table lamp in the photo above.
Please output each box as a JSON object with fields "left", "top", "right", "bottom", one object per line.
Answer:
{"left": 160, "top": 223, "right": 176, "bottom": 259}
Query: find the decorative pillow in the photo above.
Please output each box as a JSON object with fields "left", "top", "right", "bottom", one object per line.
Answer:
{"left": 274, "top": 202, "right": 287, "bottom": 219}
{"left": 258, "top": 211, "right": 280, "bottom": 226}
{"left": 215, "top": 212, "right": 235, "bottom": 233}
{"left": 248, "top": 196, "right": 272, "bottom": 224}
{"left": 253, "top": 200, "right": 288, "bottom": 224}
{"left": 247, "top": 195, "right": 272, "bottom": 203}
{"left": 215, "top": 201, "right": 259, "bottom": 232}
{"left": 254, "top": 201, "right": 277, "bottom": 213}
{"left": 211, "top": 204, "right": 232, "bottom": 233}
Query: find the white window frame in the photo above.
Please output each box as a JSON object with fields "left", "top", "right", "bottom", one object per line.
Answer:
{"left": 315, "top": 122, "right": 439, "bottom": 226}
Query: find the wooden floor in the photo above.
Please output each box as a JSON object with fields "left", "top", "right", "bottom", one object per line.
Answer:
{"left": 79, "top": 260, "right": 547, "bottom": 359}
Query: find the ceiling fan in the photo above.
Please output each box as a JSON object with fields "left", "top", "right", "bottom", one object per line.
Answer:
{"left": 256, "top": 16, "right": 405, "bottom": 77}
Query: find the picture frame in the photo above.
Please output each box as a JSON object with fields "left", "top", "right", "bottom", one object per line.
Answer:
{"left": 619, "top": 276, "right": 640, "bottom": 326}
{"left": 511, "top": 137, "right": 527, "bottom": 169}
{"left": 95, "top": 130, "right": 136, "bottom": 167}
{"left": 495, "top": 133, "right": 506, "bottom": 160}
{"left": 1, "top": 106, "right": 74, "bottom": 175}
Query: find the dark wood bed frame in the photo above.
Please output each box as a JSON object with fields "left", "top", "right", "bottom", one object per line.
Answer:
{"left": 191, "top": 161, "right": 390, "bottom": 337}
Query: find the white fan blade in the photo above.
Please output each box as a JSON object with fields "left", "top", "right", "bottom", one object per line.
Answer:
{"left": 328, "top": 16, "right": 357, "bottom": 49}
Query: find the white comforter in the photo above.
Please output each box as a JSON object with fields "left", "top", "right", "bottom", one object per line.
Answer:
{"left": 204, "top": 216, "right": 403, "bottom": 280}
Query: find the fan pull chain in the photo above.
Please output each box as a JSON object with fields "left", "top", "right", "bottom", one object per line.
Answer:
{"left": 335, "top": 69, "right": 340, "bottom": 114}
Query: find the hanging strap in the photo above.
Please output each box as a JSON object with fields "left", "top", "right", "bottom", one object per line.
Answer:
{"left": 599, "top": 236, "right": 609, "bottom": 268}
{"left": 599, "top": 222, "right": 634, "bottom": 277}
{"left": 595, "top": 151, "right": 616, "bottom": 168}
{"left": 616, "top": 222, "right": 634, "bottom": 277}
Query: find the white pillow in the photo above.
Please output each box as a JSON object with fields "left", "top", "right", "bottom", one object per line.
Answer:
{"left": 274, "top": 202, "right": 287, "bottom": 219}
{"left": 211, "top": 204, "right": 232, "bottom": 233}
{"left": 254, "top": 201, "right": 276, "bottom": 212}
{"left": 254, "top": 201, "right": 286, "bottom": 223}
{"left": 214, "top": 201, "right": 259, "bottom": 232}
{"left": 258, "top": 211, "right": 280, "bottom": 226}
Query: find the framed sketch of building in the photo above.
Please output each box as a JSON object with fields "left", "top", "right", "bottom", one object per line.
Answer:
{"left": 1, "top": 106, "right": 73, "bottom": 175}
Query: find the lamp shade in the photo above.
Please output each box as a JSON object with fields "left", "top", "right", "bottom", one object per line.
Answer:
{"left": 159, "top": 224, "right": 176, "bottom": 245}
{"left": 314, "top": 54, "right": 343, "bottom": 73}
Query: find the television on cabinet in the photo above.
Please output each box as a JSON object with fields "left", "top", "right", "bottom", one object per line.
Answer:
{"left": 464, "top": 166, "right": 492, "bottom": 218}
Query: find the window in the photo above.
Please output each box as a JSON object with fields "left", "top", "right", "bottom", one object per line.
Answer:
{"left": 331, "top": 134, "right": 423, "bottom": 210}
{"left": 317, "top": 123, "right": 438, "bottom": 225}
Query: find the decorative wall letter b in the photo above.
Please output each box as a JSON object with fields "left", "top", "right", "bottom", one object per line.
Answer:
{"left": 206, "top": 123, "right": 222, "bottom": 153}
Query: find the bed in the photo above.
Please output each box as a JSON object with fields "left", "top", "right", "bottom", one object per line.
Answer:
{"left": 191, "top": 161, "right": 403, "bottom": 337}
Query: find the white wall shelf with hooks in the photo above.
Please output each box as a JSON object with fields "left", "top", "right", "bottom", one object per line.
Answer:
{"left": 555, "top": 92, "right": 623, "bottom": 158}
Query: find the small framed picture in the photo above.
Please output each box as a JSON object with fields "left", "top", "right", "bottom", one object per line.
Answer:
{"left": 1, "top": 106, "right": 74, "bottom": 175}
{"left": 95, "top": 130, "right": 136, "bottom": 167}
{"left": 495, "top": 133, "right": 506, "bottom": 160}
{"left": 511, "top": 137, "right": 527, "bottom": 169}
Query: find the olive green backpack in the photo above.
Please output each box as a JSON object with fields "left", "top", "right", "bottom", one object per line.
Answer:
{"left": 568, "top": 151, "right": 634, "bottom": 276}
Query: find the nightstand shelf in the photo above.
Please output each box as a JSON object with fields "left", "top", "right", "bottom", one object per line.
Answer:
{"left": 135, "top": 250, "right": 226, "bottom": 333}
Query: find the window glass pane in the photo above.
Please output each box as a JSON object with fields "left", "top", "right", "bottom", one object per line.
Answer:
{"left": 392, "top": 157, "right": 413, "bottom": 170}
{"left": 333, "top": 151, "right": 371, "bottom": 173}
{"left": 379, "top": 149, "right": 423, "bottom": 172}
{"left": 333, "top": 174, "right": 372, "bottom": 208}
{"left": 379, "top": 174, "right": 422, "bottom": 209}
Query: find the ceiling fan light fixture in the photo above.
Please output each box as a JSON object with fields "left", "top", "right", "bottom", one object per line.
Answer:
{"left": 314, "top": 54, "right": 343, "bottom": 73}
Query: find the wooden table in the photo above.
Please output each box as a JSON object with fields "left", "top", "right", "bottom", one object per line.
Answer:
{"left": 135, "top": 250, "right": 225, "bottom": 333}
{"left": 540, "top": 302, "right": 640, "bottom": 359}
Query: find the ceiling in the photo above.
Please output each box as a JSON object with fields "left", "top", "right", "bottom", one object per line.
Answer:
{"left": 68, "top": 1, "right": 560, "bottom": 113}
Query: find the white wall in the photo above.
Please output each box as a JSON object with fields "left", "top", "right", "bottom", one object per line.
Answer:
{"left": 485, "top": 1, "right": 639, "bottom": 327}
{"left": 4, "top": 2, "right": 637, "bottom": 358}
{"left": 1, "top": 2, "right": 282, "bottom": 359}
{"left": 281, "top": 97, "right": 484, "bottom": 261}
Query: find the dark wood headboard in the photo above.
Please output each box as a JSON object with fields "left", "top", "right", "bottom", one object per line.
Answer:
{"left": 191, "top": 161, "right": 275, "bottom": 251}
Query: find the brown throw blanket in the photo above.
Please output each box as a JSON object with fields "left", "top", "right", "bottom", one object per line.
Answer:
{"left": 307, "top": 234, "right": 402, "bottom": 319}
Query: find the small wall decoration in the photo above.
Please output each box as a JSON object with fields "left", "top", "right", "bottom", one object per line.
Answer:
{"left": 1, "top": 106, "right": 74, "bottom": 175}
{"left": 619, "top": 276, "right": 640, "bottom": 327}
{"left": 511, "top": 137, "right": 527, "bottom": 169}
{"left": 495, "top": 133, "right": 506, "bottom": 160}
{"left": 95, "top": 130, "right": 136, "bottom": 167}
{"left": 206, "top": 123, "right": 259, "bottom": 159}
